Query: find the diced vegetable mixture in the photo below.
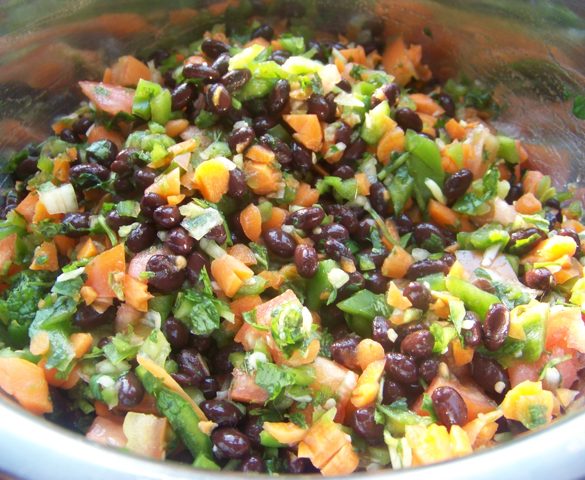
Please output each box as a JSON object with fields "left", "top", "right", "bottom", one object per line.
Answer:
{"left": 2, "top": 18, "right": 585, "bottom": 475}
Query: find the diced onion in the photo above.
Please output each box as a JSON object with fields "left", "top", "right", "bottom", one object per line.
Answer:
{"left": 199, "top": 238, "right": 226, "bottom": 259}
{"left": 39, "top": 183, "right": 78, "bottom": 214}
{"left": 328, "top": 267, "right": 350, "bottom": 289}
{"left": 424, "top": 178, "right": 447, "bottom": 205}
{"left": 55, "top": 267, "right": 85, "bottom": 283}
{"left": 334, "top": 92, "right": 365, "bottom": 108}
{"left": 318, "top": 64, "right": 342, "bottom": 94}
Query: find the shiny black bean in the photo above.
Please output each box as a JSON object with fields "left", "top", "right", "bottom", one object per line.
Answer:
{"left": 436, "top": 93, "right": 456, "bottom": 118}
{"left": 291, "top": 141, "right": 312, "bottom": 171}
{"left": 147, "top": 254, "right": 186, "bottom": 294}
{"left": 263, "top": 228, "right": 296, "bottom": 258}
{"left": 251, "top": 24, "right": 274, "bottom": 41}
{"left": 332, "top": 163, "right": 354, "bottom": 180}
{"left": 186, "top": 252, "right": 209, "bottom": 283}
{"left": 270, "top": 49, "right": 291, "bottom": 65}
{"left": 413, "top": 223, "right": 446, "bottom": 252}
{"left": 183, "top": 63, "right": 220, "bottom": 82}
{"left": 403, "top": 282, "right": 432, "bottom": 310}
{"left": 385, "top": 352, "right": 418, "bottom": 384}
{"left": 382, "top": 379, "right": 406, "bottom": 404}
{"left": 334, "top": 122, "right": 353, "bottom": 145}
{"left": 113, "top": 176, "right": 134, "bottom": 195}
{"left": 73, "top": 304, "right": 116, "bottom": 330}
{"left": 162, "top": 317, "right": 190, "bottom": 350}
{"left": 191, "top": 335, "right": 212, "bottom": 353}
{"left": 461, "top": 311, "right": 482, "bottom": 347}
{"left": 104, "top": 209, "right": 133, "bottom": 232}
{"left": 394, "top": 214, "right": 414, "bottom": 236}
{"left": 369, "top": 182, "right": 388, "bottom": 216}
{"left": 228, "top": 125, "right": 255, "bottom": 154}
{"left": 118, "top": 372, "right": 145, "bottom": 408}
{"left": 379, "top": 83, "right": 400, "bottom": 107}
{"left": 14, "top": 156, "right": 38, "bottom": 180}
{"left": 524, "top": 267, "right": 553, "bottom": 290}
{"left": 212, "top": 428, "right": 251, "bottom": 459}
{"left": 444, "top": 169, "right": 473, "bottom": 205}
{"left": 372, "top": 316, "right": 392, "bottom": 350}
{"left": 418, "top": 358, "right": 440, "bottom": 384}
{"left": 325, "top": 205, "right": 358, "bottom": 233}
{"left": 349, "top": 406, "right": 384, "bottom": 444}
{"left": 483, "top": 303, "right": 510, "bottom": 351}
{"left": 336, "top": 79, "right": 352, "bottom": 92}
{"left": 62, "top": 212, "right": 91, "bottom": 237}
{"left": 266, "top": 136, "right": 293, "bottom": 167}
{"left": 153, "top": 205, "right": 182, "bottom": 229}
{"left": 211, "top": 52, "right": 230, "bottom": 75}
{"left": 324, "top": 238, "right": 354, "bottom": 262}
{"left": 204, "top": 224, "right": 227, "bottom": 245}
{"left": 227, "top": 168, "right": 248, "bottom": 199}
{"left": 432, "top": 386, "right": 468, "bottom": 427}
{"left": 171, "top": 82, "right": 196, "bottom": 111}
{"left": 149, "top": 49, "right": 170, "bottom": 67}
{"left": 342, "top": 138, "right": 366, "bottom": 162}
{"left": 242, "top": 416, "right": 263, "bottom": 447}
{"left": 312, "top": 223, "right": 349, "bottom": 244}
{"left": 138, "top": 194, "right": 163, "bottom": 220}
{"left": 330, "top": 334, "right": 361, "bottom": 369}
{"left": 72, "top": 117, "right": 92, "bottom": 136}
{"left": 221, "top": 69, "right": 251, "bottom": 92}
{"left": 201, "top": 38, "right": 229, "bottom": 59}
{"left": 86, "top": 140, "right": 118, "bottom": 167}
{"left": 505, "top": 183, "right": 523, "bottom": 204}
{"left": 268, "top": 79, "right": 290, "bottom": 115}
{"left": 471, "top": 354, "right": 510, "bottom": 400}
{"left": 354, "top": 218, "right": 376, "bottom": 243}
{"left": 288, "top": 207, "right": 325, "bottom": 231}
{"left": 60, "top": 128, "right": 79, "bottom": 144}
{"left": 365, "top": 271, "right": 387, "bottom": 294}
{"left": 307, "top": 93, "right": 335, "bottom": 122}
{"left": 253, "top": 115, "right": 278, "bottom": 136}
{"left": 201, "top": 399, "right": 243, "bottom": 427}
{"left": 69, "top": 163, "right": 109, "bottom": 188}
{"left": 240, "top": 455, "right": 265, "bottom": 473}
{"left": 395, "top": 108, "right": 422, "bottom": 133}
{"left": 165, "top": 227, "right": 195, "bottom": 256}
{"left": 174, "top": 348, "right": 210, "bottom": 386}
{"left": 201, "top": 376, "right": 219, "bottom": 400}
{"left": 110, "top": 149, "right": 137, "bottom": 175}
{"left": 133, "top": 167, "right": 158, "bottom": 190}
{"left": 406, "top": 258, "right": 449, "bottom": 279}
{"left": 206, "top": 83, "right": 232, "bottom": 114}
{"left": 400, "top": 329, "right": 434, "bottom": 359}
{"left": 294, "top": 244, "right": 318, "bottom": 278}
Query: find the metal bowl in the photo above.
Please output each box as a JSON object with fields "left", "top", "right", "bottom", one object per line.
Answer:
{"left": 1, "top": 1, "right": 584, "bottom": 478}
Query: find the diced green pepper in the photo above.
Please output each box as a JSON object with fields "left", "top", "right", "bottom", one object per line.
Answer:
{"left": 337, "top": 289, "right": 392, "bottom": 320}
{"left": 361, "top": 101, "right": 391, "bottom": 145}
{"left": 445, "top": 276, "right": 500, "bottom": 319}
{"left": 148, "top": 294, "right": 176, "bottom": 321}
{"left": 497, "top": 135, "right": 520, "bottom": 164}
{"left": 306, "top": 259, "right": 337, "bottom": 310}
{"left": 151, "top": 89, "right": 172, "bottom": 125}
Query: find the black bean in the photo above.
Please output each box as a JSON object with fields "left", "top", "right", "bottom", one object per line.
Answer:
{"left": 242, "top": 416, "right": 263, "bottom": 447}
{"left": 153, "top": 205, "right": 182, "bottom": 230}
{"left": 442, "top": 252, "right": 456, "bottom": 267}
{"left": 418, "top": 358, "right": 440, "bottom": 384}
{"left": 113, "top": 177, "right": 134, "bottom": 195}
{"left": 285, "top": 453, "right": 314, "bottom": 474}
{"left": 334, "top": 122, "right": 353, "bottom": 145}
{"left": 444, "top": 169, "right": 473, "bottom": 205}
{"left": 342, "top": 138, "right": 366, "bottom": 162}
{"left": 406, "top": 258, "right": 449, "bottom": 279}
{"left": 288, "top": 207, "right": 325, "bottom": 231}
{"left": 253, "top": 115, "right": 278, "bottom": 136}
{"left": 206, "top": 83, "right": 232, "bottom": 114}
{"left": 183, "top": 63, "right": 221, "bottom": 82}
{"left": 14, "top": 156, "right": 39, "bottom": 180}
{"left": 294, "top": 245, "right": 318, "bottom": 278}
{"left": 191, "top": 335, "right": 212, "bottom": 353}
{"left": 385, "top": 352, "right": 418, "bottom": 384}
{"left": 174, "top": 348, "right": 210, "bottom": 386}
{"left": 325, "top": 205, "right": 358, "bottom": 233}
{"left": 186, "top": 252, "right": 209, "bottom": 283}
{"left": 461, "top": 311, "right": 482, "bottom": 347}
{"left": 263, "top": 135, "right": 293, "bottom": 168}
{"left": 413, "top": 223, "right": 445, "bottom": 252}
{"left": 483, "top": 303, "right": 510, "bottom": 351}
{"left": 400, "top": 329, "right": 434, "bottom": 359}
{"left": 211, "top": 52, "right": 230, "bottom": 75}
{"left": 365, "top": 271, "right": 388, "bottom": 294}
{"left": 62, "top": 212, "right": 91, "bottom": 237}
{"left": 212, "top": 428, "right": 250, "bottom": 459}
{"left": 149, "top": 49, "right": 170, "bottom": 67}
{"left": 251, "top": 24, "right": 274, "bottom": 41}
{"left": 200, "top": 399, "right": 243, "bottom": 427}
{"left": 104, "top": 211, "right": 132, "bottom": 231}
{"left": 200, "top": 376, "right": 219, "bottom": 400}
{"left": 330, "top": 334, "right": 360, "bottom": 369}
{"left": 162, "top": 317, "right": 191, "bottom": 350}
{"left": 73, "top": 305, "right": 116, "bottom": 330}
{"left": 140, "top": 192, "right": 166, "bottom": 218}
{"left": 395, "top": 108, "right": 422, "bottom": 132}
{"left": 72, "top": 117, "right": 92, "bottom": 136}
{"left": 228, "top": 125, "right": 255, "bottom": 154}
{"left": 307, "top": 94, "right": 335, "bottom": 122}
{"left": 166, "top": 226, "right": 195, "bottom": 255}
{"left": 473, "top": 277, "right": 496, "bottom": 294}
{"left": 263, "top": 228, "right": 296, "bottom": 258}
{"left": 60, "top": 128, "right": 79, "bottom": 143}
{"left": 291, "top": 141, "right": 312, "bottom": 171}
{"left": 378, "top": 83, "right": 400, "bottom": 107}
{"left": 372, "top": 316, "right": 392, "bottom": 350}
{"left": 110, "top": 149, "right": 137, "bottom": 175}
{"left": 336, "top": 79, "right": 352, "bottom": 92}
{"left": 201, "top": 38, "right": 229, "bottom": 59}
{"left": 268, "top": 79, "right": 290, "bottom": 115}
{"left": 221, "top": 69, "right": 251, "bottom": 92}
{"left": 354, "top": 218, "right": 376, "bottom": 243}
{"left": 436, "top": 93, "right": 456, "bottom": 118}
{"left": 524, "top": 267, "right": 553, "bottom": 290}
{"left": 506, "top": 184, "right": 523, "bottom": 204}
{"left": 471, "top": 354, "right": 510, "bottom": 400}
{"left": 324, "top": 238, "right": 354, "bottom": 262}
{"left": 403, "top": 282, "right": 432, "bottom": 310}
{"left": 394, "top": 214, "right": 414, "bottom": 236}
{"left": 133, "top": 167, "right": 158, "bottom": 190}
{"left": 332, "top": 164, "right": 355, "bottom": 180}
{"left": 204, "top": 224, "right": 227, "bottom": 245}
{"left": 171, "top": 83, "right": 196, "bottom": 111}
{"left": 349, "top": 406, "right": 384, "bottom": 444}
{"left": 432, "top": 386, "right": 468, "bottom": 428}
{"left": 227, "top": 168, "right": 248, "bottom": 199}
{"left": 69, "top": 163, "right": 109, "bottom": 189}
{"left": 118, "top": 372, "right": 145, "bottom": 408}
{"left": 211, "top": 344, "right": 243, "bottom": 375}
{"left": 240, "top": 455, "right": 265, "bottom": 473}
{"left": 86, "top": 140, "right": 118, "bottom": 167}
{"left": 312, "top": 223, "right": 349, "bottom": 244}
{"left": 369, "top": 182, "right": 388, "bottom": 216}
{"left": 270, "top": 49, "right": 291, "bottom": 65}
{"left": 147, "top": 254, "right": 186, "bottom": 294}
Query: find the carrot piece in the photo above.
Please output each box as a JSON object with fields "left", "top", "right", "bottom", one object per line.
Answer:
{"left": 0, "top": 357, "right": 52, "bottom": 415}
{"left": 228, "top": 244, "right": 257, "bottom": 266}
{"left": 32, "top": 200, "right": 61, "bottom": 224}
{"left": 243, "top": 161, "right": 282, "bottom": 195}
{"left": 410, "top": 93, "right": 445, "bottom": 116}
{"left": 451, "top": 338, "right": 475, "bottom": 366}
{"left": 445, "top": 119, "right": 466, "bottom": 140}
{"left": 355, "top": 339, "right": 385, "bottom": 371}
{"left": 15, "top": 191, "right": 38, "bottom": 223}
{"left": 293, "top": 182, "right": 320, "bottom": 207}
{"left": 102, "top": 67, "right": 113, "bottom": 83}
{"left": 80, "top": 285, "right": 98, "bottom": 305}
{"left": 428, "top": 199, "right": 460, "bottom": 230}
{"left": 123, "top": 275, "right": 153, "bottom": 313}
{"left": 320, "top": 442, "right": 359, "bottom": 476}
{"left": 258, "top": 270, "right": 285, "bottom": 290}
{"left": 263, "top": 422, "right": 307, "bottom": 445}
{"left": 382, "top": 37, "right": 417, "bottom": 86}
{"left": 376, "top": 128, "right": 405, "bottom": 164}
{"left": 53, "top": 155, "right": 70, "bottom": 182}
{"left": 30, "top": 242, "right": 59, "bottom": 271}
{"left": 84, "top": 243, "right": 126, "bottom": 298}
{"left": 165, "top": 119, "right": 189, "bottom": 138}
{"left": 355, "top": 172, "right": 371, "bottom": 195}
{"left": 87, "top": 124, "right": 124, "bottom": 149}
{"left": 145, "top": 167, "right": 181, "bottom": 200}
{"left": 52, "top": 236, "right": 75, "bottom": 258}
{"left": 339, "top": 46, "right": 367, "bottom": 65}
{"left": 211, "top": 254, "right": 254, "bottom": 298}
{"left": 30, "top": 331, "right": 50, "bottom": 356}
{"left": 351, "top": 358, "right": 385, "bottom": 407}
{"left": 240, "top": 204, "right": 262, "bottom": 242}
{"left": 283, "top": 114, "right": 323, "bottom": 152}
{"left": 110, "top": 55, "right": 151, "bottom": 87}
{"left": 381, "top": 245, "right": 413, "bottom": 279}
{"left": 0, "top": 233, "right": 17, "bottom": 274}
{"left": 522, "top": 170, "right": 544, "bottom": 195}
{"left": 245, "top": 144, "right": 276, "bottom": 164}
{"left": 230, "top": 295, "right": 263, "bottom": 318}
{"left": 71, "top": 333, "right": 94, "bottom": 358}
{"left": 515, "top": 192, "right": 542, "bottom": 214}
{"left": 79, "top": 81, "right": 134, "bottom": 116}
{"left": 262, "top": 206, "right": 288, "bottom": 231}
{"left": 77, "top": 237, "right": 99, "bottom": 259}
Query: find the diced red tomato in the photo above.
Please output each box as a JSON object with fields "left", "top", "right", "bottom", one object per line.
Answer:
{"left": 229, "top": 368, "right": 268, "bottom": 404}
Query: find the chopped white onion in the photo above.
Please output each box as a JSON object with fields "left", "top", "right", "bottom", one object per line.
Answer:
{"left": 318, "top": 64, "right": 342, "bottom": 94}
{"left": 328, "top": 268, "right": 350, "bottom": 289}
{"left": 199, "top": 238, "right": 226, "bottom": 259}
{"left": 424, "top": 178, "right": 447, "bottom": 205}
{"left": 411, "top": 248, "right": 430, "bottom": 262}
{"left": 55, "top": 267, "right": 85, "bottom": 283}
{"left": 39, "top": 183, "right": 78, "bottom": 214}
{"left": 334, "top": 92, "right": 365, "bottom": 108}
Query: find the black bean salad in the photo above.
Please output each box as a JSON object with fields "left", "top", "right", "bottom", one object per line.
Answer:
{"left": 1, "top": 19, "right": 585, "bottom": 475}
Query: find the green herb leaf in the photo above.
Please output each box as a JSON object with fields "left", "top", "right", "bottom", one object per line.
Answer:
{"left": 572, "top": 95, "right": 585, "bottom": 120}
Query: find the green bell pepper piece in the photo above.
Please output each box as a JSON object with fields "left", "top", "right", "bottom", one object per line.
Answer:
{"left": 497, "top": 135, "right": 520, "bottom": 164}
{"left": 337, "top": 289, "right": 392, "bottom": 320}
{"left": 445, "top": 276, "right": 500, "bottom": 319}
{"left": 361, "top": 100, "right": 391, "bottom": 145}
{"left": 306, "top": 259, "right": 337, "bottom": 310}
